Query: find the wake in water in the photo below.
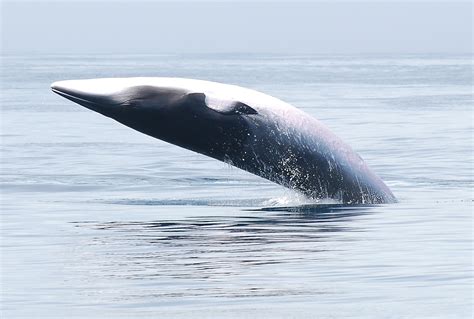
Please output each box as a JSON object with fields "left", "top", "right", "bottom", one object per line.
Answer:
{"left": 105, "top": 187, "right": 339, "bottom": 206}
{"left": 98, "top": 190, "right": 372, "bottom": 214}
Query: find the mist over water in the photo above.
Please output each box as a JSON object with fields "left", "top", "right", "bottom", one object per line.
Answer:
{"left": 1, "top": 54, "right": 472, "bottom": 318}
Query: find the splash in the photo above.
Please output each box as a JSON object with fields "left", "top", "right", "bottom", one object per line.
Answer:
{"left": 262, "top": 191, "right": 342, "bottom": 207}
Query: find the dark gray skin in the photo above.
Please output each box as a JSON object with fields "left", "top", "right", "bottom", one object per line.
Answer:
{"left": 51, "top": 79, "right": 397, "bottom": 204}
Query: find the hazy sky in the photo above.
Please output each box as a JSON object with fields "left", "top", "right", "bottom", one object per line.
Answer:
{"left": 1, "top": 1, "right": 472, "bottom": 54}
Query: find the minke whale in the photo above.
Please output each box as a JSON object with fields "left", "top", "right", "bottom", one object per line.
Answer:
{"left": 51, "top": 77, "right": 396, "bottom": 204}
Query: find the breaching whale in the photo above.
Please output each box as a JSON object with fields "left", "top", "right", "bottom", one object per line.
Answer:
{"left": 51, "top": 77, "right": 396, "bottom": 204}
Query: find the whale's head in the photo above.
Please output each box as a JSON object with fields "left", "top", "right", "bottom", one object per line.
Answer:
{"left": 51, "top": 77, "right": 259, "bottom": 159}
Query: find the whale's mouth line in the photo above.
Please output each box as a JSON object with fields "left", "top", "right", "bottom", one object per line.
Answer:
{"left": 51, "top": 88, "right": 100, "bottom": 107}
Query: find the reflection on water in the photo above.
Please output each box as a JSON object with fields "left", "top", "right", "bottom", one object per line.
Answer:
{"left": 70, "top": 204, "right": 374, "bottom": 301}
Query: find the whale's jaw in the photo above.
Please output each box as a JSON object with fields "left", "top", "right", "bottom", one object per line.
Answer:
{"left": 51, "top": 80, "right": 118, "bottom": 116}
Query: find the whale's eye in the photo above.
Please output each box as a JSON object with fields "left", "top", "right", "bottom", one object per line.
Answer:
{"left": 120, "top": 99, "right": 141, "bottom": 109}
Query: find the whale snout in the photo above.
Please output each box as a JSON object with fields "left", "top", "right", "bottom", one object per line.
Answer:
{"left": 51, "top": 81, "right": 101, "bottom": 105}
{"left": 51, "top": 80, "right": 119, "bottom": 116}
{"left": 51, "top": 78, "right": 192, "bottom": 118}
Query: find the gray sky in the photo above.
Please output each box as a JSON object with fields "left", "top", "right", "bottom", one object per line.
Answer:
{"left": 1, "top": 1, "right": 472, "bottom": 54}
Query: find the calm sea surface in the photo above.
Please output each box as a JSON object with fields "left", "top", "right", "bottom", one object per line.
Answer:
{"left": 1, "top": 54, "right": 473, "bottom": 318}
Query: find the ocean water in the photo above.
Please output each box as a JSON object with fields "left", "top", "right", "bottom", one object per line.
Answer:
{"left": 1, "top": 54, "right": 472, "bottom": 318}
